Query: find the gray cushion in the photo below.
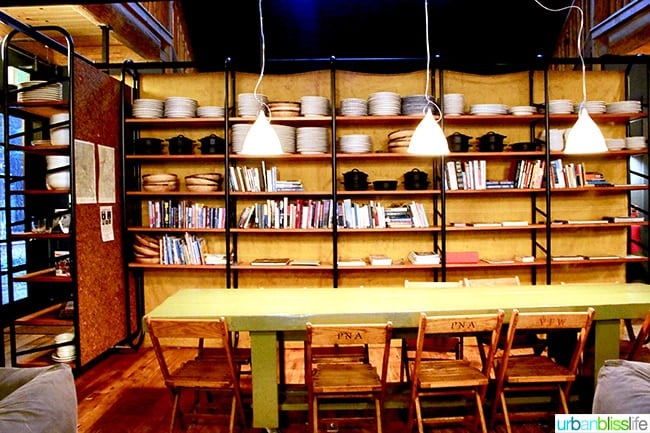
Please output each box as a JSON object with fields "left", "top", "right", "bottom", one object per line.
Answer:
{"left": 592, "top": 359, "right": 650, "bottom": 414}
{"left": 0, "top": 364, "right": 77, "bottom": 433}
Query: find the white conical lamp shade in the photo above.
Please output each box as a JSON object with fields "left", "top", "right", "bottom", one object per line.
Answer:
{"left": 407, "top": 108, "right": 450, "bottom": 156}
{"left": 563, "top": 106, "right": 608, "bottom": 154}
{"left": 240, "top": 110, "right": 284, "bottom": 155}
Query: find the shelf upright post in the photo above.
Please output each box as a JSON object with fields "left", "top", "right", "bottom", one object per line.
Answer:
{"left": 224, "top": 57, "right": 234, "bottom": 288}
{"left": 437, "top": 66, "right": 447, "bottom": 281}
{"left": 330, "top": 56, "right": 339, "bottom": 288}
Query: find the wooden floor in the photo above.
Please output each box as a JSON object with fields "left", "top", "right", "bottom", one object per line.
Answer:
{"left": 72, "top": 340, "right": 559, "bottom": 433}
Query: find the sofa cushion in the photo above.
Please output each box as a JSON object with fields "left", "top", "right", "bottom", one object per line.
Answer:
{"left": 0, "top": 364, "right": 77, "bottom": 433}
{"left": 592, "top": 359, "right": 650, "bottom": 414}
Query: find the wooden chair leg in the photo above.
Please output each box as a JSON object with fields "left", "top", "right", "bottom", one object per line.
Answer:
{"left": 500, "top": 392, "right": 512, "bottom": 433}
{"left": 170, "top": 392, "right": 182, "bottom": 433}
{"left": 474, "top": 391, "right": 487, "bottom": 433}
{"left": 375, "top": 397, "right": 383, "bottom": 433}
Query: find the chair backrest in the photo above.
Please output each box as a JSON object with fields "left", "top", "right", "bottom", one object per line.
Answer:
{"left": 500, "top": 308, "right": 595, "bottom": 375}
{"left": 413, "top": 310, "right": 505, "bottom": 377}
{"left": 305, "top": 322, "right": 393, "bottom": 381}
{"left": 462, "top": 276, "right": 520, "bottom": 287}
{"left": 628, "top": 309, "right": 650, "bottom": 361}
{"left": 404, "top": 280, "right": 462, "bottom": 288}
{"left": 146, "top": 316, "right": 234, "bottom": 380}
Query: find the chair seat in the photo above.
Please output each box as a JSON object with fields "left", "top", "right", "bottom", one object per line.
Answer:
{"left": 503, "top": 356, "right": 575, "bottom": 384}
{"left": 418, "top": 359, "right": 489, "bottom": 389}
{"left": 313, "top": 363, "right": 381, "bottom": 394}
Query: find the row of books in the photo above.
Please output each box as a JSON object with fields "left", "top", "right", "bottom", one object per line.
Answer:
{"left": 160, "top": 232, "right": 207, "bottom": 265}
{"left": 147, "top": 200, "right": 226, "bottom": 229}
{"left": 339, "top": 199, "right": 429, "bottom": 229}
{"left": 238, "top": 199, "right": 334, "bottom": 229}
{"left": 229, "top": 162, "right": 304, "bottom": 192}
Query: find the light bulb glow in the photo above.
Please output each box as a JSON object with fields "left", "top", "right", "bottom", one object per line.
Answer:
{"left": 407, "top": 108, "right": 450, "bottom": 156}
{"left": 563, "top": 106, "right": 607, "bottom": 154}
{"left": 240, "top": 110, "right": 283, "bottom": 155}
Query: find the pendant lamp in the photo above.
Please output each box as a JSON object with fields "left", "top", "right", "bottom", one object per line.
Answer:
{"left": 240, "top": 0, "right": 283, "bottom": 155}
{"left": 534, "top": 0, "right": 607, "bottom": 154}
{"left": 407, "top": 0, "right": 450, "bottom": 156}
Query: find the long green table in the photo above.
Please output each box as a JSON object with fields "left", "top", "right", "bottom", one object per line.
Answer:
{"left": 144, "top": 283, "right": 650, "bottom": 430}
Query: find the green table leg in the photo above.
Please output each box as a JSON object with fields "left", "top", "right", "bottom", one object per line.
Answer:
{"left": 251, "top": 331, "right": 279, "bottom": 429}
{"left": 592, "top": 319, "right": 620, "bottom": 388}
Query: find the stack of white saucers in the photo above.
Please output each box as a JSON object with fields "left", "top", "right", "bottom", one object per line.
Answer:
{"left": 231, "top": 124, "right": 251, "bottom": 153}
{"left": 509, "top": 105, "right": 537, "bottom": 115}
{"left": 238, "top": 93, "right": 268, "bottom": 118}
{"left": 605, "top": 138, "right": 626, "bottom": 150}
{"left": 339, "top": 134, "right": 372, "bottom": 153}
{"left": 401, "top": 95, "right": 429, "bottom": 115}
{"left": 368, "top": 91, "right": 401, "bottom": 115}
{"left": 625, "top": 136, "right": 647, "bottom": 150}
{"left": 52, "top": 332, "right": 76, "bottom": 363}
{"left": 340, "top": 98, "right": 368, "bottom": 116}
{"left": 296, "top": 127, "right": 329, "bottom": 153}
{"left": 548, "top": 99, "right": 574, "bottom": 114}
{"left": 300, "top": 95, "right": 330, "bottom": 116}
{"left": 606, "top": 100, "right": 642, "bottom": 114}
{"left": 164, "top": 96, "right": 197, "bottom": 118}
{"left": 443, "top": 93, "right": 465, "bottom": 115}
{"left": 273, "top": 124, "right": 296, "bottom": 153}
{"left": 132, "top": 98, "right": 164, "bottom": 118}
{"left": 470, "top": 103, "right": 508, "bottom": 115}
{"left": 17, "top": 80, "right": 63, "bottom": 102}
{"left": 196, "top": 105, "right": 225, "bottom": 118}
{"left": 576, "top": 100, "right": 606, "bottom": 114}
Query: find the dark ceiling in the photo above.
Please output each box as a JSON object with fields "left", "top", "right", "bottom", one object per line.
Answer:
{"left": 180, "top": 0, "right": 572, "bottom": 74}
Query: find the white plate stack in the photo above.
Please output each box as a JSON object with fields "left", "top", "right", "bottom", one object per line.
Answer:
{"left": 296, "top": 127, "right": 329, "bottom": 153}
{"left": 605, "top": 138, "right": 625, "bottom": 150}
{"left": 606, "top": 100, "right": 642, "bottom": 113}
{"left": 548, "top": 99, "right": 574, "bottom": 114}
{"left": 340, "top": 98, "right": 368, "bottom": 116}
{"left": 401, "top": 95, "right": 429, "bottom": 115}
{"left": 196, "top": 105, "right": 225, "bottom": 118}
{"left": 368, "top": 91, "right": 401, "bottom": 115}
{"left": 576, "top": 100, "right": 606, "bottom": 114}
{"left": 273, "top": 124, "right": 297, "bottom": 153}
{"left": 231, "top": 124, "right": 251, "bottom": 153}
{"left": 300, "top": 95, "right": 330, "bottom": 116}
{"left": 443, "top": 93, "right": 465, "bottom": 115}
{"left": 52, "top": 332, "right": 75, "bottom": 363}
{"left": 238, "top": 93, "right": 268, "bottom": 118}
{"left": 470, "top": 103, "right": 508, "bottom": 115}
{"left": 339, "top": 134, "right": 372, "bottom": 153}
{"left": 17, "top": 80, "right": 63, "bottom": 102}
{"left": 132, "top": 98, "right": 164, "bottom": 118}
{"left": 509, "top": 105, "right": 537, "bottom": 115}
{"left": 164, "top": 96, "right": 197, "bottom": 118}
{"left": 625, "top": 136, "right": 647, "bottom": 150}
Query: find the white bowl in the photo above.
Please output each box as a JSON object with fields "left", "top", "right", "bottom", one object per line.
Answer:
{"left": 51, "top": 126, "right": 70, "bottom": 145}
{"left": 54, "top": 332, "right": 74, "bottom": 343}
{"left": 46, "top": 170, "right": 70, "bottom": 190}
{"left": 46, "top": 155, "right": 70, "bottom": 170}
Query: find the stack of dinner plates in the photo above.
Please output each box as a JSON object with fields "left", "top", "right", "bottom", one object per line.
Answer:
{"left": 548, "top": 99, "right": 574, "bottom": 114}
{"left": 273, "top": 124, "right": 297, "bottom": 153}
{"left": 238, "top": 93, "right": 268, "bottom": 118}
{"left": 605, "top": 138, "right": 626, "bottom": 151}
{"left": 300, "top": 95, "right": 330, "bottom": 116}
{"left": 339, "top": 134, "right": 372, "bottom": 153}
{"left": 230, "top": 124, "right": 251, "bottom": 153}
{"left": 470, "top": 103, "right": 508, "bottom": 115}
{"left": 340, "top": 98, "right": 368, "bottom": 116}
{"left": 296, "top": 127, "right": 329, "bottom": 153}
{"left": 401, "top": 95, "right": 429, "bottom": 115}
{"left": 132, "top": 98, "right": 164, "bottom": 118}
{"left": 625, "top": 136, "right": 647, "bottom": 150}
{"left": 443, "top": 93, "right": 465, "bottom": 115}
{"left": 576, "top": 100, "right": 606, "bottom": 114}
{"left": 606, "top": 100, "right": 642, "bottom": 113}
{"left": 17, "top": 80, "right": 63, "bottom": 102}
{"left": 164, "top": 96, "right": 197, "bottom": 118}
{"left": 368, "top": 91, "right": 401, "bottom": 115}
{"left": 196, "top": 105, "right": 225, "bottom": 118}
{"left": 509, "top": 105, "right": 537, "bottom": 115}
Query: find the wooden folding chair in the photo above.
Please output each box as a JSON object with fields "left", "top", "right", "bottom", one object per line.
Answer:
{"left": 490, "top": 308, "right": 595, "bottom": 433}
{"left": 622, "top": 309, "right": 650, "bottom": 361}
{"left": 401, "top": 280, "right": 464, "bottom": 382}
{"left": 304, "top": 321, "right": 393, "bottom": 433}
{"left": 407, "top": 310, "right": 505, "bottom": 433}
{"left": 145, "top": 316, "right": 248, "bottom": 433}
{"left": 463, "top": 276, "right": 547, "bottom": 366}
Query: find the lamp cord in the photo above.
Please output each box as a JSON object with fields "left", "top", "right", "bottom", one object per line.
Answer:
{"left": 533, "top": 0, "right": 587, "bottom": 108}
{"left": 253, "top": 0, "right": 271, "bottom": 117}
{"left": 423, "top": 0, "right": 443, "bottom": 120}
